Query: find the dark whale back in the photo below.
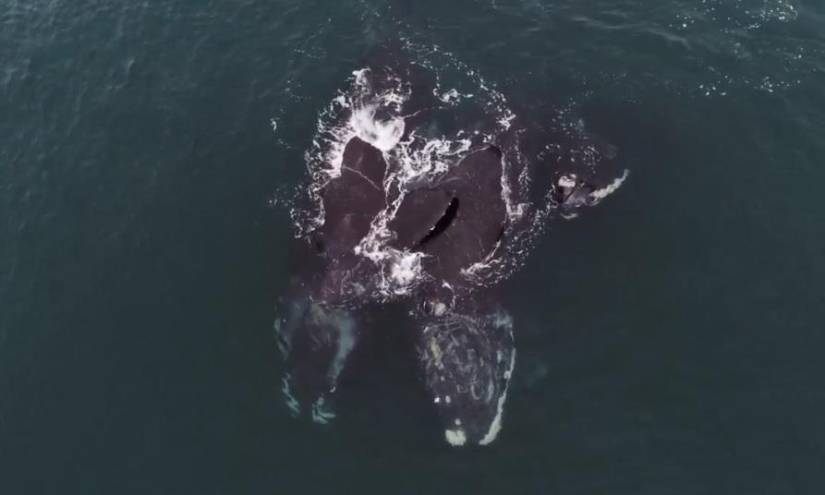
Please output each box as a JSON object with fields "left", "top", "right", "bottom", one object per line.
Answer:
{"left": 318, "top": 137, "right": 387, "bottom": 258}
{"left": 390, "top": 145, "right": 507, "bottom": 282}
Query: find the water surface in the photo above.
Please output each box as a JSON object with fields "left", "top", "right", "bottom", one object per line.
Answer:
{"left": 2, "top": 0, "right": 824, "bottom": 493}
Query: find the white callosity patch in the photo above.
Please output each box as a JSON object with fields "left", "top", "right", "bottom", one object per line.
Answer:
{"left": 445, "top": 428, "right": 467, "bottom": 446}
{"left": 558, "top": 174, "right": 577, "bottom": 189}
{"left": 388, "top": 250, "right": 424, "bottom": 288}
{"left": 354, "top": 199, "right": 427, "bottom": 297}
{"left": 392, "top": 132, "right": 473, "bottom": 186}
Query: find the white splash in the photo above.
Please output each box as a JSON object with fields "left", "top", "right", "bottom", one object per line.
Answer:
{"left": 349, "top": 104, "right": 405, "bottom": 152}
{"left": 389, "top": 251, "right": 425, "bottom": 289}
{"left": 558, "top": 174, "right": 577, "bottom": 189}
{"left": 497, "top": 112, "right": 516, "bottom": 131}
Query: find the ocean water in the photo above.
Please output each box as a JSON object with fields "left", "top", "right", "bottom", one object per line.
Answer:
{"left": 2, "top": 0, "right": 825, "bottom": 493}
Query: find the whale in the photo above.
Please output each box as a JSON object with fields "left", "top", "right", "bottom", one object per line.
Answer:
{"left": 274, "top": 51, "right": 627, "bottom": 445}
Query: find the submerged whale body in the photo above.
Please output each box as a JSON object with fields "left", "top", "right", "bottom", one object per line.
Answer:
{"left": 275, "top": 49, "right": 627, "bottom": 445}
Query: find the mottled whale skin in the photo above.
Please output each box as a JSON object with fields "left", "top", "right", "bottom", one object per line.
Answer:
{"left": 274, "top": 56, "right": 625, "bottom": 445}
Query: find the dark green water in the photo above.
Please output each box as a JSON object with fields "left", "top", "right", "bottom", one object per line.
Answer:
{"left": 2, "top": 0, "right": 825, "bottom": 493}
